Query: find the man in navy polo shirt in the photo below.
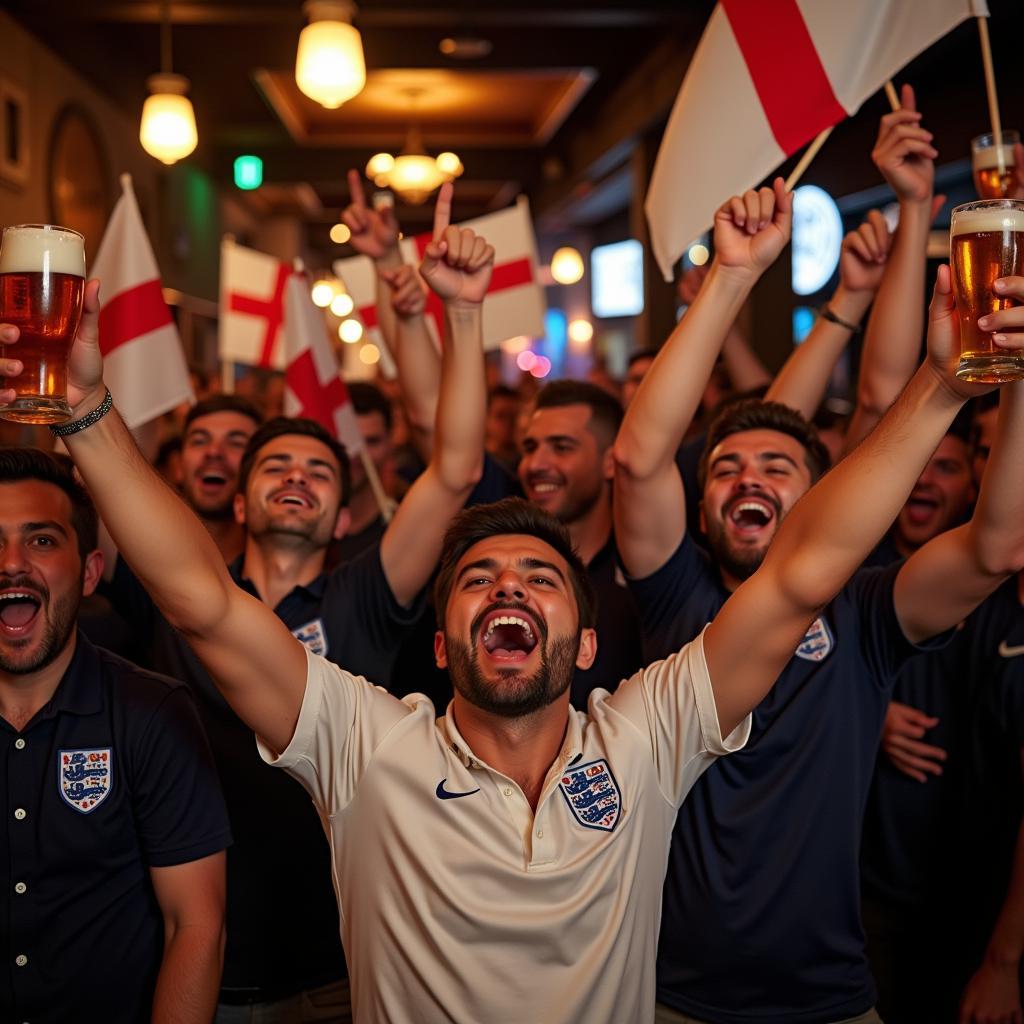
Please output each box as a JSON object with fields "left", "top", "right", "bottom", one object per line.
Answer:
{"left": 0, "top": 448, "right": 230, "bottom": 1024}
{"left": 613, "top": 179, "right": 1024, "bottom": 1023}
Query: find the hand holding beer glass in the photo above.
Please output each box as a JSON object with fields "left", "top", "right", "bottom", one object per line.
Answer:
{"left": 972, "top": 130, "right": 1020, "bottom": 200}
{"left": 951, "top": 199, "right": 1024, "bottom": 383}
{"left": 0, "top": 224, "right": 86, "bottom": 423}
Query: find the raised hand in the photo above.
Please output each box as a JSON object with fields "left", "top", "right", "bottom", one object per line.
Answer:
{"left": 712, "top": 177, "right": 793, "bottom": 280}
{"left": 0, "top": 278, "right": 104, "bottom": 414}
{"left": 871, "top": 83, "right": 937, "bottom": 204}
{"left": 880, "top": 700, "right": 946, "bottom": 783}
{"left": 341, "top": 169, "right": 400, "bottom": 261}
{"left": 959, "top": 959, "right": 1022, "bottom": 1024}
{"left": 419, "top": 183, "right": 495, "bottom": 306}
{"left": 839, "top": 209, "right": 892, "bottom": 293}
{"left": 381, "top": 264, "right": 427, "bottom": 319}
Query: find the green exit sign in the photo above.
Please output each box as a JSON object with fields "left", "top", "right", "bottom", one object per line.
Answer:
{"left": 234, "top": 155, "right": 263, "bottom": 190}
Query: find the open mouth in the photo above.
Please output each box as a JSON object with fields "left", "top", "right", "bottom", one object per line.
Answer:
{"left": 904, "top": 496, "right": 939, "bottom": 525}
{"left": 0, "top": 591, "right": 42, "bottom": 635}
{"left": 527, "top": 477, "right": 562, "bottom": 498}
{"left": 480, "top": 612, "right": 539, "bottom": 662}
{"left": 271, "top": 490, "right": 315, "bottom": 510}
{"left": 728, "top": 499, "right": 774, "bottom": 533}
{"left": 199, "top": 470, "right": 228, "bottom": 487}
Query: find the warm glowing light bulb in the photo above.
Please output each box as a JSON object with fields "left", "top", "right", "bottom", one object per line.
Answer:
{"left": 330, "top": 223, "right": 352, "bottom": 244}
{"left": 359, "top": 343, "right": 381, "bottom": 364}
{"left": 339, "top": 318, "right": 363, "bottom": 343}
{"left": 551, "top": 247, "right": 584, "bottom": 285}
{"left": 688, "top": 243, "right": 710, "bottom": 266}
{"left": 295, "top": 1, "right": 366, "bottom": 110}
{"left": 568, "top": 319, "right": 594, "bottom": 344}
{"left": 436, "top": 151, "right": 463, "bottom": 177}
{"left": 311, "top": 280, "right": 337, "bottom": 307}
{"left": 331, "top": 293, "right": 354, "bottom": 317}
{"left": 139, "top": 73, "right": 198, "bottom": 165}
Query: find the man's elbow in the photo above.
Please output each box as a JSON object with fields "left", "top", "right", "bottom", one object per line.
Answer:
{"left": 612, "top": 429, "right": 663, "bottom": 483}
{"left": 434, "top": 452, "right": 485, "bottom": 495}
{"left": 970, "top": 530, "right": 1024, "bottom": 579}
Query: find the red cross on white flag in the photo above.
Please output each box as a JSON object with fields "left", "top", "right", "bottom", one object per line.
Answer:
{"left": 219, "top": 239, "right": 293, "bottom": 369}
{"left": 646, "top": 0, "right": 988, "bottom": 280}
{"left": 333, "top": 194, "right": 545, "bottom": 352}
{"left": 282, "top": 270, "right": 363, "bottom": 454}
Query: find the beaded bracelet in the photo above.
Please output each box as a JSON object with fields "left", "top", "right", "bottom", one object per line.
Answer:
{"left": 49, "top": 388, "right": 113, "bottom": 438}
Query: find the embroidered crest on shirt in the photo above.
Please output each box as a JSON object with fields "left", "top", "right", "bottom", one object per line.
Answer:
{"left": 795, "top": 616, "right": 834, "bottom": 662}
{"left": 58, "top": 748, "right": 113, "bottom": 813}
{"left": 558, "top": 759, "right": 622, "bottom": 832}
{"left": 292, "top": 617, "right": 328, "bottom": 656}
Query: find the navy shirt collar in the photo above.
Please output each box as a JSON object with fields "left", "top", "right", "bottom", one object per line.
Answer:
{"left": 229, "top": 555, "right": 329, "bottom": 605}
{"left": 12, "top": 631, "right": 105, "bottom": 733}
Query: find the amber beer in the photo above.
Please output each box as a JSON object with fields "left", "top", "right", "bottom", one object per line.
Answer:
{"left": 951, "top": 199, "right": 1024, "bottom": 383}
{"left": 0, "top": 225, "right": 85, "bottom": 423}
{"left": 972, "top": 130, "right": 1019, "bottom": 200}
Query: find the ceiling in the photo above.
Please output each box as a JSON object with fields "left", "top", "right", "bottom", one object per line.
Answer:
{"left": 7, "top": 0, "right": 1024, "bottom": 269}
{"left": 4, "top": 0, "right": 711, "bottom": 260}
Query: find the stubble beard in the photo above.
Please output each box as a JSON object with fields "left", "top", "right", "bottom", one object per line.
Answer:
{"left": 0, "top": 578, "right": 82, "bottom": 676}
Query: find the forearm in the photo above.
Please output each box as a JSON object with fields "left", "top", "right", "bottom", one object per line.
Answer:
{"left": 394, "top": 313, "right": 441, "bottom": 453}
{"left": 615, "top": 263, "right": 753, "bottom": 479}
{"left": 968, "top": 381, "right": 1024, "bottom": 575}
{"left": 768, "top": 363, "right": 964, "bottom": 611}
{"left": 372, "top": 246, "right": 405, "bottom": 359}
{"left": 64, "top": 402, "right": 233, "bottom": 634}
{"left": 720, "top": 322, "right": 771, "bottom": 392}
{"left": 430, "top": 303, "right": 485, "bottom": 492}
{"left": 849, "top": 201, "right": 933, "bottom": 441}
{"left": 152, "top": 921, "right": 225, "bottom": 1024}
{"left": 767, "top": 284, "right": 872, "bottom": 419}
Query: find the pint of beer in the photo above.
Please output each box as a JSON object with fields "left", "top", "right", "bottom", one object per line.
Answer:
{"left": 0, "top": 224, "right": 85, "bottom": 423}
{"left": 951, "top": 199, "right": 1024, "bottom": 383}
{"left": 972, "top": 130, "right": 1020, "bottom": 200}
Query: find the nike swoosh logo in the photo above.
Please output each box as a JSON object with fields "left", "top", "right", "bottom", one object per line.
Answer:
{"left": 435, "top": 779, "right": 480, "bottom": 800}
{"left": 999, "top": 641, "right": 1024, "bottom": 658}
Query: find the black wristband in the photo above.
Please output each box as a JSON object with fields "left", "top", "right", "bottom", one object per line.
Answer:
{"left": 49, "top": 389, "right": 113, "bottom": 437}
{"left": 818, "top": 304, "right": 862, "bottom": 334}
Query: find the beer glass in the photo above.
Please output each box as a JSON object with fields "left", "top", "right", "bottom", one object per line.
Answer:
{"left": 972, "top": 130, "right": 1020, "bottom": 199}
{"left": 951, "top": 199, "right": 1024, "bottom": 383}
{"left": 0, "top": 224, "right": 85, "bottom": 423}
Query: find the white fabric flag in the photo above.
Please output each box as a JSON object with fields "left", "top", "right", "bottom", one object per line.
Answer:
{"left": 646, "top": 0, "right": 989, "bottom": 280}
{"left": 282, "top": 271, "right": 364, "bottom": 455}
{"left": 219, "top": 239, "right": 291, "bottom": 369}
{"left": 89, "top": 174, "right": 192, "bottom": 428}
{"left": 333, "top": 194, "right": 545, "bottom": 351}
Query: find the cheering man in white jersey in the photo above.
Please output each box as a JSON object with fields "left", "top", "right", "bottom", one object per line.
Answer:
{"left": 4, "top": 180, "right": 1020, "bottom": 1022}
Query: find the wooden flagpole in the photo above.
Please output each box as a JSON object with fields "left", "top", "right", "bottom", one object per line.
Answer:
{"left": 784, "top": 127, "right": 833, "bottom": 192}
{"left": 884, "top": 80, "right": 900, "bottom": 112}
{"left": 220, "top": 233, "right": 236, "bottom": 394}
{"left": 976, "top": 15, "right": 1006, "bottom": 177}
{"left": 358, "top": 448, "right": 394, "bottom": 523}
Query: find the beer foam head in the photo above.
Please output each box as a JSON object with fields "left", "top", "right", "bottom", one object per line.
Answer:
{"left": 0, "top": 225, "right": 85, "bottom": 276}
{"left": 973, "top": 144, "right": 1016, "bottom": 171}
{"left": 951, "top": 204, "right": 1024, "bottom": 236}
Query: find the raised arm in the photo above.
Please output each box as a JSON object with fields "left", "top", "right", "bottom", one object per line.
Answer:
{"left": 893, "top": 276, "right": 1024, "bottom": 644}
{"left": 378, "top": 183, "right": 488, "bottom": 606}
{"left": 381, "top": 263, "right": 441, "bottom": 461}
{"left": 767, "top": 210, "right": 891, "bottom": 419}
{"left": 845, "top": 84, "right": 943, "bottom": 451}
{"left": 705, "top": 266, "right": 1001, "bottom": 737}
{"left": 613, "top": 180, "right": 792, "bottom": 579}
{"left": 0, "top": 285, "right": 308, "bottom": 754}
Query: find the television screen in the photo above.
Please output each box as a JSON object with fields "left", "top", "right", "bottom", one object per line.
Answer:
{"left": 591, "top": 239, "right": 644, "bottom": 318}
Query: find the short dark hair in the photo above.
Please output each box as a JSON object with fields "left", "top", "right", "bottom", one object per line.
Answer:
{"left": 488, "top": 384, "right": 520, "bottom": 405}
{"left": 433, "top": 498, "right": 596, "bottom": 630}
{"left": 238, "top": 417, "right": 352, "bottom": 507}
{"left": 626, "top": 348, "right": 658, "bottom": 370}
{"left": 0, "top": 447, "right": 98, "bottom": 556}
{"left": 698, "top": 399, "right": 831, "bottom": 490}
{"left": 533, "top": 379, "right": 623, "bottom": 448}
{"left": 347, "top": 382, "right": 393, "bottom": 434}
{"left": 183, "top": 395, "right": 263, "bottom": 434}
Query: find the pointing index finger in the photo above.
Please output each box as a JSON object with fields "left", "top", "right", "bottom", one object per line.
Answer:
{"left": 348, "top": 168, "right": 367, "bottom": 210}
{"left": 433, "top": 182, "right": 453, "bottom": 241}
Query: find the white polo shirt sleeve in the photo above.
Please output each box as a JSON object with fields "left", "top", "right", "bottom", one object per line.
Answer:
{"left": 257, "top": 647, "right": 412, "bottom": 815}
{"left": 604, "top": 627, "right": 751, "bottom": 807}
